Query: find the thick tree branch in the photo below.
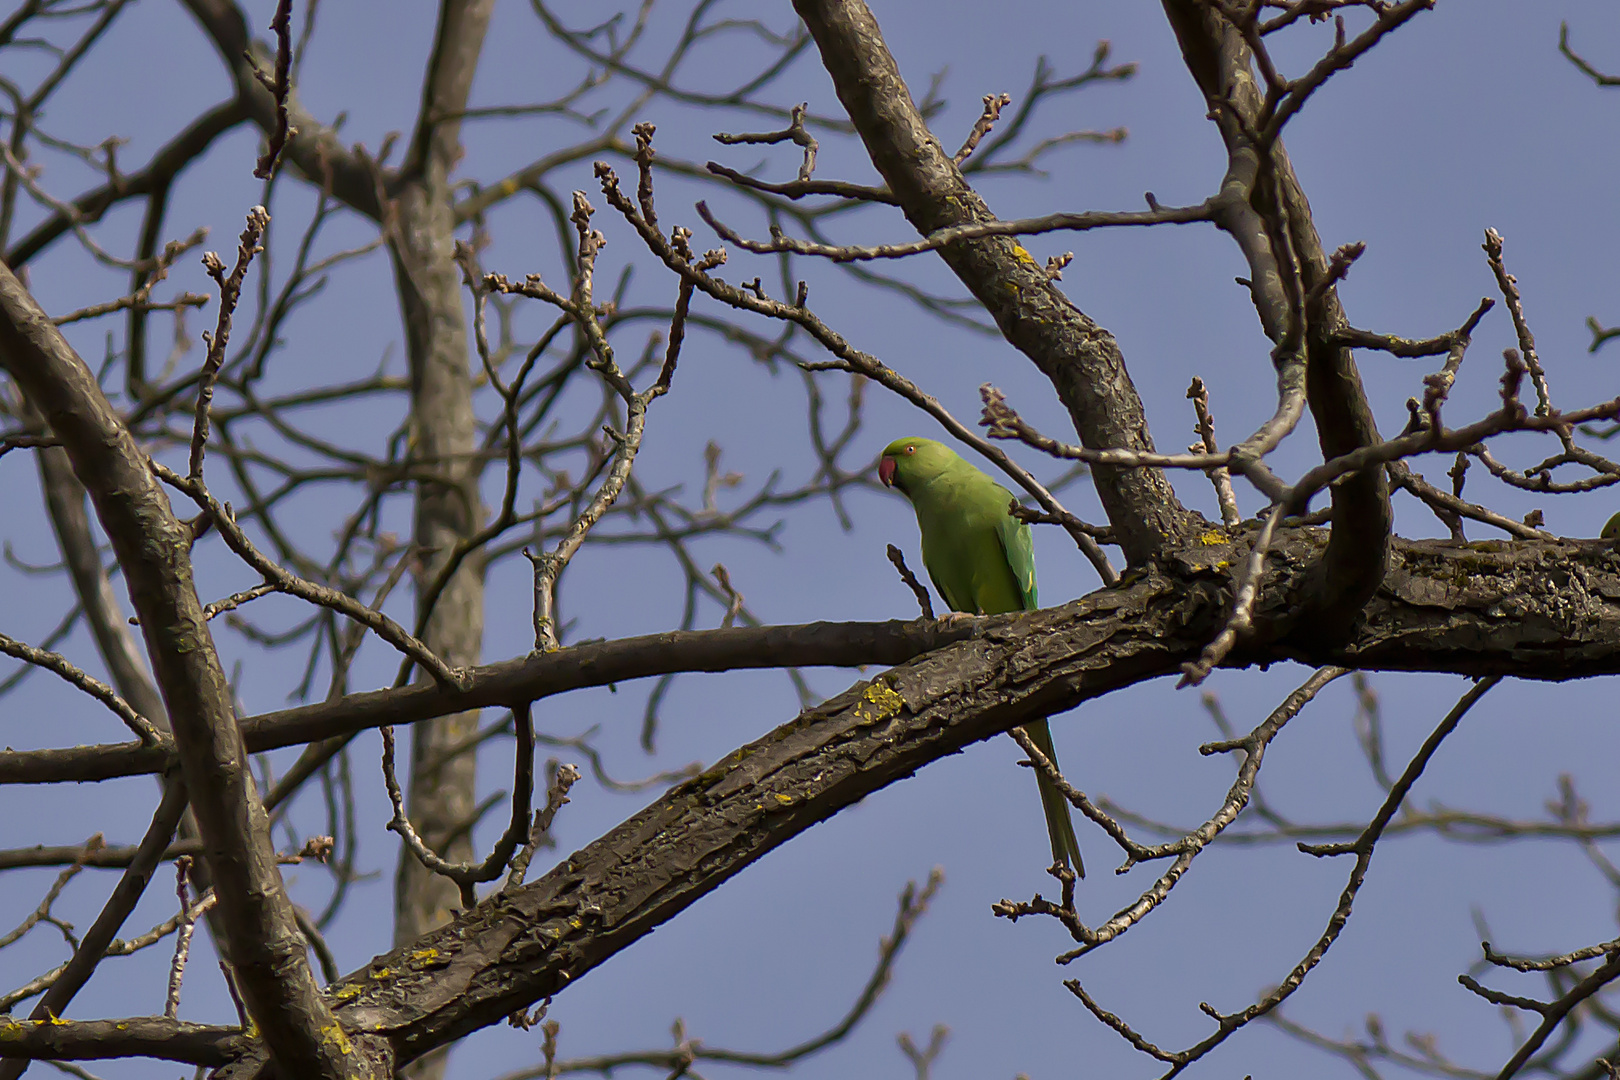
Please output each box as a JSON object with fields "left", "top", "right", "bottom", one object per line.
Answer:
{"left": 195, "top": 525, "right": 1620, "bottom": 1076}
{"left": 34, "top": 412, "right": 234, "bottom": 967}
{"left": 0, "top": 617, "right": 982, "bottom": 785}
{"left": 34, "top": 445, "right": 168, "bottom": 724}
{"left": 6, "top": 531, "right": 1620, "bottom": 789}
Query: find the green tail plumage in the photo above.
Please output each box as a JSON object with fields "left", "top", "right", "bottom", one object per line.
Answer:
{"left": 1022, "top": 718, "right": 1084, "bottom": 876}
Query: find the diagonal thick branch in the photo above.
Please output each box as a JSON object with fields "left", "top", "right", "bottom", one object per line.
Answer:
{"left": 197, "top": 525, "right": 1620, "bottom": 1076}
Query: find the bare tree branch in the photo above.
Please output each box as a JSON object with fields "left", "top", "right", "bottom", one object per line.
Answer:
{"left": 0, "top": 262, "right": 383, "bottom": 1079}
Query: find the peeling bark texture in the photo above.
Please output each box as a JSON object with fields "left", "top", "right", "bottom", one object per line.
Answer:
{"left": 1159, "top": 0, "right": 1392, "bottom": 637}
{"left": 385, "top": 4, "right": 496, "bottom": 1079}
{"left": 790, "top": 0, "right": 1192, "bottom": 566}
{"left": 0, "top": 264, "right": 377, "bottom": 1079}
{"left": 211, "top": 526, "right": 1620, "bottom": 1077}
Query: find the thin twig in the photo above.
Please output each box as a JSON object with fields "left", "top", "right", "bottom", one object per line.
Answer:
{"left": 189, "top": 206, "right": 268, "bottom": 481}
{"left": 713, "top": 102, "right": 818, "bottom": 182}
{"left": 383, "top": 703, "right": 540, "bottom": 908}
{"left": 252, "top": 0, "right": 296, "bottom": 178}
{"left": 885, "top": 544, "right": 934, "bottom": 619}
{"left": 163, "top": 856, "right": 196, "bottom": 1019}
{"left": 505, "top": 761, "right": 582, "bottom": 891}
{"left": 1187, "top": 377, "right": 1240, "bottom": 525}
{"left": 954, "top": 93, "right": 1011, "bottom": 164}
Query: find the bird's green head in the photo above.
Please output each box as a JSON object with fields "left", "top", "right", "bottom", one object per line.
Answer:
{"left": 878, "top": 437, "right": 957, "bottom": 496}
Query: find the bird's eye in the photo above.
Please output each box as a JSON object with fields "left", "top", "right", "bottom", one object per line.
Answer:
{"left": 904, "top": 445, "right": 915, "bottom": 454}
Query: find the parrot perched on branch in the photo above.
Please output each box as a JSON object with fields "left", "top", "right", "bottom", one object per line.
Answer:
{"left": 879, "top": 436, "right": 1084, "bottom": 876}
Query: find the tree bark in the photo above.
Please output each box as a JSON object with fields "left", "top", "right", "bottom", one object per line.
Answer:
{"left": 206, "top": 527, "right": 1620, "bottom": 1077}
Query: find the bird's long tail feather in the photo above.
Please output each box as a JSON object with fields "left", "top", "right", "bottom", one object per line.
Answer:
{"left": 1021, "top": 719, "right": 1084, "bottom": 877}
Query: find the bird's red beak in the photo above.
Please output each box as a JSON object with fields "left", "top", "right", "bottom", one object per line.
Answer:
{"left": 878, "top": 456, "right": 896, "bottom": 487}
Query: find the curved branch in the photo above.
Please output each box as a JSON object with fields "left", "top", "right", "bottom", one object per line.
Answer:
{"left": 1159, "top": 0, "right": 1391, "bottom": 639}
{"left": 177, "top": 0, "right": 384, "bottom": 219}
{"left": 789, "top": 0, "right": 1194, "bottom": 565}
{"left": 5, "top": 99, "right": 247, "bottom": 268}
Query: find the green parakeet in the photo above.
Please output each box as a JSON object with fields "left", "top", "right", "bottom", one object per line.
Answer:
{"left": 879, "top": 436, "right": 1084, "bottom": 876}
{"left": 1603, "top": 512, "right": 1620, "bottom": 540}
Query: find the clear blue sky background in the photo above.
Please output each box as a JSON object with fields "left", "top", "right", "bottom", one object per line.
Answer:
{"left": 3, "top": 2, "right": 1620, "bottom": 1078}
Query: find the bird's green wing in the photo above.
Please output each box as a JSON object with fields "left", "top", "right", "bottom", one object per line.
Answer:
{"left": 994, "top": 496, "right": 1038, "bottom": 612}
{"left": 912, "top": 465, "right": 1010, "bottom": 614}
{"left": 988, "top": 490, "right": 1081, "bottom": 872}
{"left": 924, "top": 565, "right": 957, "bottom": 614}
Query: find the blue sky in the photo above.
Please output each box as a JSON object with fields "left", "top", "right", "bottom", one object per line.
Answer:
{"left": 3, "top": 2, "right": 1620, "bottom": 1078}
